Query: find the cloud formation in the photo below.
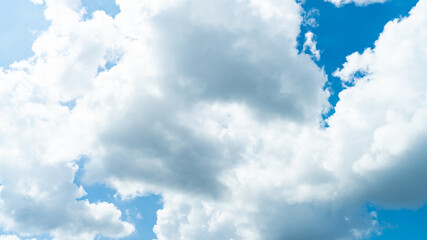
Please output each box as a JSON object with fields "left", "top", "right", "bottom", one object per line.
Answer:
{"left": 0, "top": 0, "right": 133, "bottom": 239}
{"left": 332, "top": 0, "right": 427, "bottom": 208}
{"left": 0, "top": 0, "right": 427, "bottom": 239}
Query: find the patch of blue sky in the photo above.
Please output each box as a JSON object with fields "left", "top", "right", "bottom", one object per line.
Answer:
{"left": 0, "top": 0, "right": 120, "bottom": 68}
{"left": 74, "top": 158, "right": 162, "bottom": 240}
{"left": 298, "top": 0, "right": 419, "bottom": 115}
{"left": 97, "top": 47, "right": 123, "bottom": 74}
{"left": 81, "top": 0, "right": 120, "bottom": 18}
{"left": 369, "top": 204, "right": 427, "bottom": 240}
{"left": 0, "top": 0, "right": 48, "bottom": 68}
{"left": 59, "top": 98, "right": 77, "bottom": 110}
{"left": 298, "top": 0, "right": 423, "bottom": 239}
{"left": 104, "top": 60, "right": 118, "bottom": 70}
{"left": 97, "top": 59, "right": 119, "bottom": 74}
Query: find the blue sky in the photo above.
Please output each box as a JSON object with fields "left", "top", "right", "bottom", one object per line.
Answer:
{"left": 0, "top": 0, "right": 48, "bottom": 67}
{"left": 1, "top": 0, "right": 427, "bottom": 239}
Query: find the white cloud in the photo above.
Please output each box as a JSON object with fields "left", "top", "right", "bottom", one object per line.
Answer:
{"left": 303, "top": 31, "right": 320, "bottom": 60}
{"left": 0, "top": 0, "right": 133, "bottom": 239}
{"left": 1, "top": 0, "right": 427, "bottom": 239}
{"left": 82, "top": 0, "right": 330, "bottom": 198}
{"left": 325, "top": 0, "right": 387, "bottom": 7}
{"left": 0, "top": 235, "right": 21, "bottom": 240}
{"left": 331, "top": 0, "right": 427, "bottom": 208}
{"left": 150, "top": 0, "right": 427, "bottom": 238}
{"left": 80, "top": 0, "right": 368, "bottom": 239}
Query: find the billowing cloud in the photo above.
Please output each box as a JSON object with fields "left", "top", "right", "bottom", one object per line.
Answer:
{"left": 1, "top": 0, "right": 427, "bottom": 239}
{"left": 332, "top": 0, "right": 427, "bottom": 208}
{"left": 82, "top": 0, "right": 330, "bottom": 199}
{"left": 0, "top": 0, "right": 133, "bottom": 239}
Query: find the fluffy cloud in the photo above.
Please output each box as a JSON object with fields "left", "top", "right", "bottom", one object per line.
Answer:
{"left": 80, "top": 0, "right": 368, "bottom": 239}
{"left": 0, "top": 0, "right": 133, "bottom": 239}
{"left": 149, "top": 0, "right": 427, "bottom": 238}
{"left": 1, "top": 0, "right": 427, "bottom": 239}
{"left": 331, "top": 0, "right": 427, "bottom": 208}
{"left": 81, "top": 0, "right": 330, "bottom": 199}
{"left": 324, "top": 0, "right": 387, "bottom": 7}
{"left": 0, "top": 236, "right": 21, "bottom": 240}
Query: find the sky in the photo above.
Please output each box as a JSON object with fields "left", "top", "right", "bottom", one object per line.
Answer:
{"left": 0, "top": 0, "right": 427, "bottom": 239}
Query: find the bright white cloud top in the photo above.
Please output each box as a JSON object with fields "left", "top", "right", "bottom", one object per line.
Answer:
{"left": 0, "top": 0, "right": 426, "bottom": 239}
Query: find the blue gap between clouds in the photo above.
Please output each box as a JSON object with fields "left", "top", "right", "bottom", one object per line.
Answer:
{"left": 74, "top": 157, "right": 162, "bottom": 240}
{"left": 297, "top": 0, "right": 421, "bottom": 239}
{"left": 97, "top": 56, "right": 121, "bottom": 74}
{"left": 0, "top": 0, "right": 120, "bottom": 68}
{"left": 59, "top": 99, "right": 77, "bottom": 110}
{"left": 81, "top": 0, "right": 120, "bottom": 19}
{"left": 298, "top": 0, "right": 418, "bottom": 118}
{"left": 368, "top": 204, "right": 427, "bottom": 240}
{"left": 0, "top": 0, "right": 48, "bottom": 67}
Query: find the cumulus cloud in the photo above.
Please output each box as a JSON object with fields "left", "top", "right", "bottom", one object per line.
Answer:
{"left": 331, "top": 0, "right": 427, "bottom": 208}
{"left": 1, "top": 0, "right": 427, "bottom": 239}
{"left": 0, "top": 0, "right": 133, "bottom": 239}
{"left": 325, "top": 0, "right": 387, "bottom": 7}
{"left": 82, "top": 0, "right": 330, "bottom": 198}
